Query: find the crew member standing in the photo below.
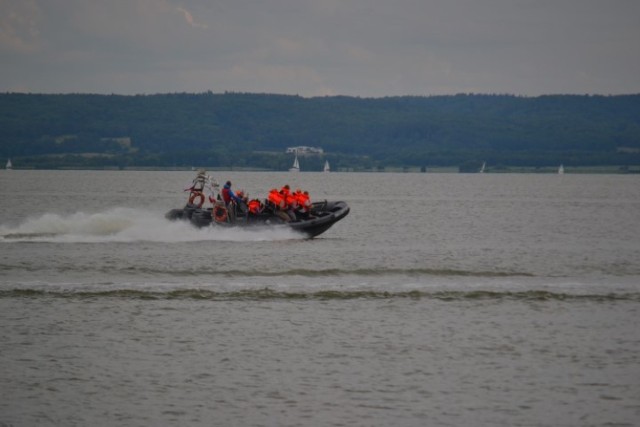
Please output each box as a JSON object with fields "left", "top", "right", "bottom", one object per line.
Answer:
{"left": 221, "top": 181, "right": 243, "bottom": 222}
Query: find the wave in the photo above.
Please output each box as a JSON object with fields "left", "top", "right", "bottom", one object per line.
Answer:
{"left": 2, "top": 288, "right": 639, "bottom": 302}
{"left": 202, "top": 267, "right": 534, "bottom": 278}
{"left": 0, "top": 207, "right": 303, "bottom": 242}
{"left": 0, "top": 261, "right": 532, "bottom": 278}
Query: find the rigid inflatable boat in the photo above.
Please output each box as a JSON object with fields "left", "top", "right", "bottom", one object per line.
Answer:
{"left": 165, "top": 200, "right": 350, "bottom": 238}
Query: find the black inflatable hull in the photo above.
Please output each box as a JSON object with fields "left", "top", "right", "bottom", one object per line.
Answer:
{"left": 165, "top": 201, "right": 349, "bottom": 238}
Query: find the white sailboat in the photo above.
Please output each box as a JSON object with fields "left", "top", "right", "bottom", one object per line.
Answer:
{"left": 558, "top": 164, "right": 564, "bottom": 174}
{"left": 6, "top": 158, "right": 12, "bottom": 170}
{"left": 289, "top": 154, "right": 300, "bottom": 172}
{"left": 323, "top": 160, "right": 330, "bottom": 173}
{"left": 479, "top": 161, "right": 486, "bottom": 173}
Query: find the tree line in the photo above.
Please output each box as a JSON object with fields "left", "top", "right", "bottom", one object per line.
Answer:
{"left": 1, "top": 92, "right": 639, "bottom": 170}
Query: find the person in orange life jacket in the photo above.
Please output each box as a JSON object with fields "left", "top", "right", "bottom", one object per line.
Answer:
{"left": 247, "top": 199, "right": 264, "bottom": 215}
{"left": 279, "top": 184, "right": 291, "bottom": 204}
{"left": 268, "top": 188, "right": 291, "bottom": 222}
{"left": 268, "top": 188, "right": 283, "bottom": 207}
{"left": 279, "top": 185, "right": 298, "bottom": 221}
{"left": 294, "top": 189, "right": 312, "bottom": 219}
{"left": 283, "top": 186, "right": 298, "bottom": 208}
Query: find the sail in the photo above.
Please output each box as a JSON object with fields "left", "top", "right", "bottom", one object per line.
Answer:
{"left": 479, "top": 162, "right": 486, "bottom": 173}
{"left": 6, "top": 159, "right": 12, "bottom": 170}
{"left": 324, "top": 160, "right": 330, "bottom": 172}
{"left": 558, "top": 164, "right": 564, "bottom": 174}
{"left": 289, "top": 154, "right": 300, "bottom": 172}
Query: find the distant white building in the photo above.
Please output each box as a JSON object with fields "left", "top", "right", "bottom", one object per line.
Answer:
{"left": 286, "top": 146, "right": 324, "bottom": 155}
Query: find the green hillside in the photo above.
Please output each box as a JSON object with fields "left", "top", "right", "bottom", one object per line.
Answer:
{"left": 1, "top": 92, "right": 639, "bottom": 171}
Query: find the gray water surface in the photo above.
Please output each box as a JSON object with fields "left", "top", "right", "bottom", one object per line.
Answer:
{"left": 1, "top": 171, "right": 639, "bottom": 426}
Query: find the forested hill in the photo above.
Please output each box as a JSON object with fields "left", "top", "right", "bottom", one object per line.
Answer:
{"left": 1, "top": 92, "right": 639, "bottom": 170}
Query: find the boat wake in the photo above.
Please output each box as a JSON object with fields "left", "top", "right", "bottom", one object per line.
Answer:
{"left": 2, "top": 287, "right": 639, "bottom": 302}
{"left": 0, "top": 207, "right": 304, "bottom": 243}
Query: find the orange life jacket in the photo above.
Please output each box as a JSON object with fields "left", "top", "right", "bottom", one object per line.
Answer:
{"left": 294, "top": 191, "right": 309, "bottom": 211}
{"left": 268, "top": 189, "right": 285, "bottom": 209}
{"left": 285, "top": 193, "right": 298, "bottom": 209}
{"left": 280, "top": 186, "right": 291, "bottom": 197}
{"left": 248, "top": 199, "right": 262, "bottom": 214}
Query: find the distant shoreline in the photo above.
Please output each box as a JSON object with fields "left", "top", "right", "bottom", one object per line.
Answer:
{"left": 5, "top": 165, "right": 640, "bottom": 174}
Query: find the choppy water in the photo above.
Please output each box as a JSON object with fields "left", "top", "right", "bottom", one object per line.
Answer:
{"left": 1, "top": 170, "right": 639, "bottom": 426}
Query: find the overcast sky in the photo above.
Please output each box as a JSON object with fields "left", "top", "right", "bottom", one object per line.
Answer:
{"left": 2, "top": 0, "right": 639, "bottom": 97}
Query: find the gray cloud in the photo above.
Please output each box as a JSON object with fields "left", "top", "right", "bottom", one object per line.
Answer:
{"left": 176, "top": 6, "right": 208, "bottom": 29}
{"left": 1, "top": 0, "right": 639, "bottom": 96}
